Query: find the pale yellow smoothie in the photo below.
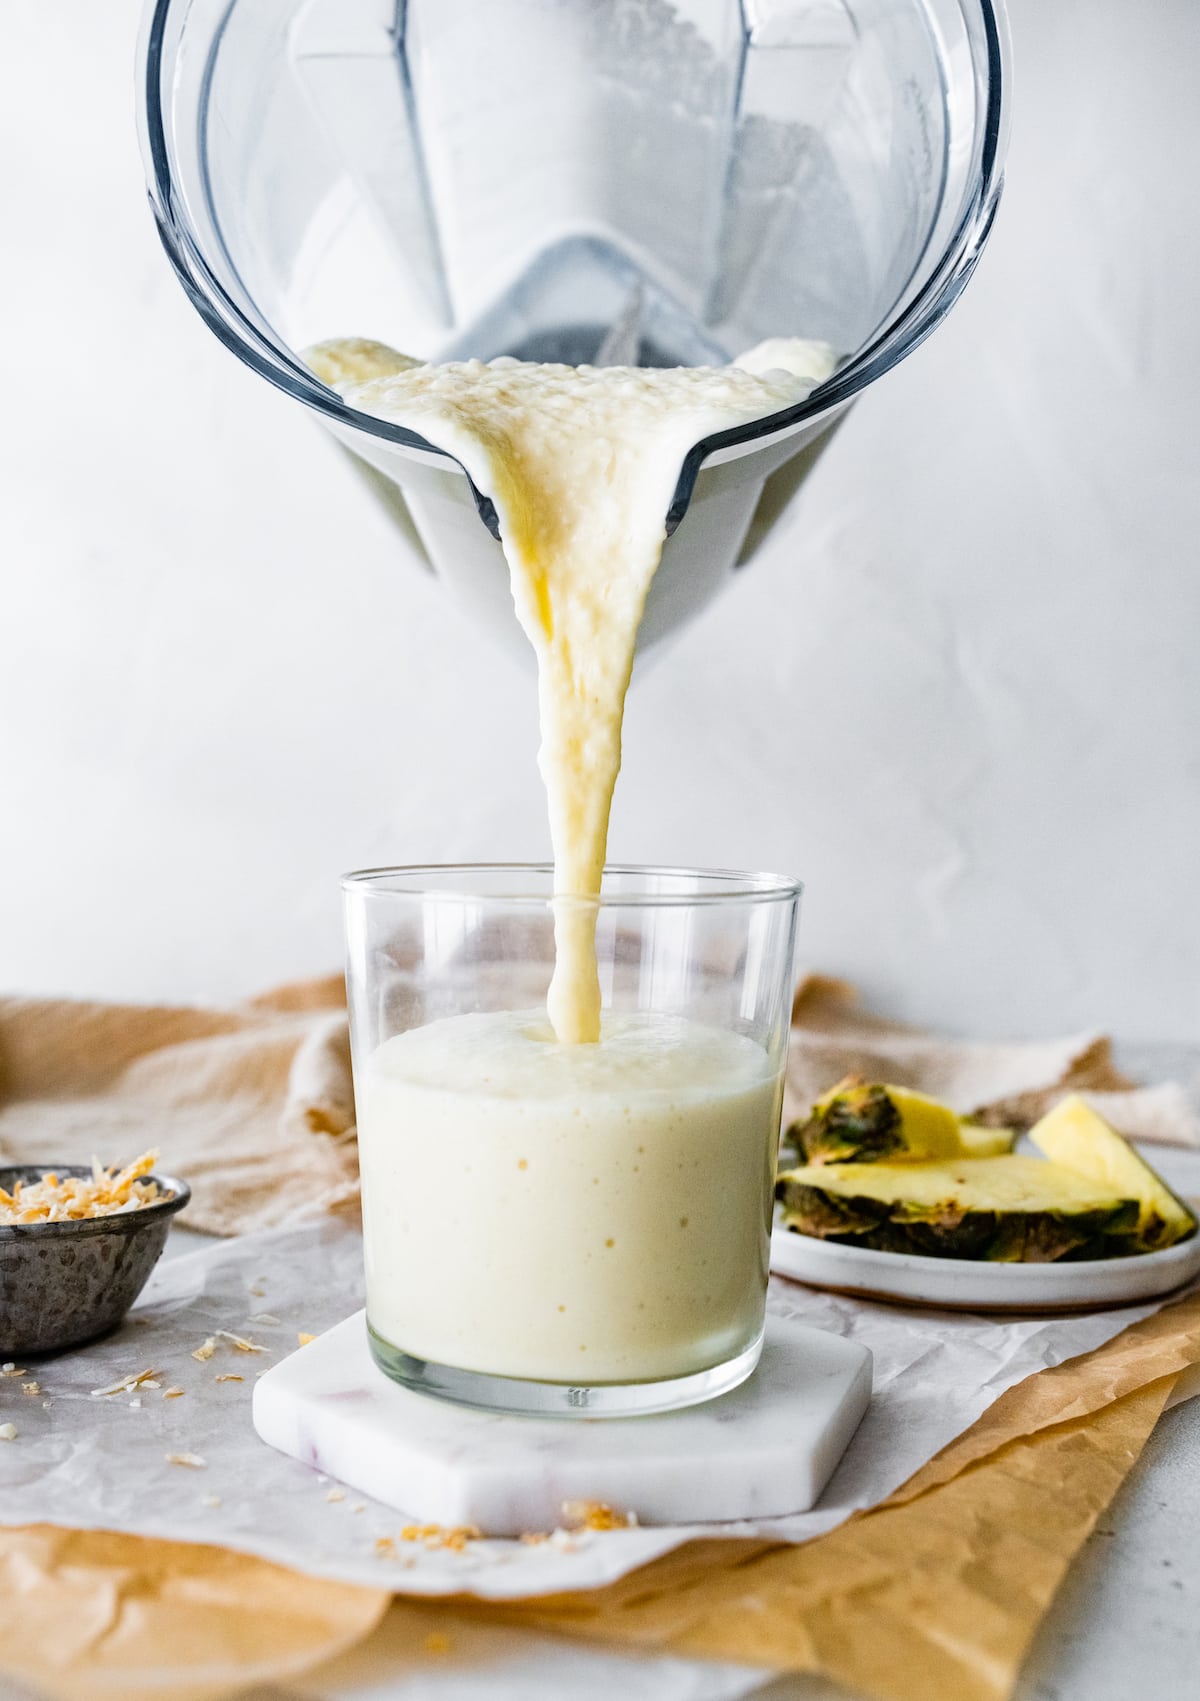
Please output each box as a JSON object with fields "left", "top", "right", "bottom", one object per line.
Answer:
{"left": 358, "top": 1008, "right": 783, "bottom": 1382}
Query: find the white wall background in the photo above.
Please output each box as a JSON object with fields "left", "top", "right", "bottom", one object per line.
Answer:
{"left": 2, "top": 1, "right": 1197, "bottom": 1041}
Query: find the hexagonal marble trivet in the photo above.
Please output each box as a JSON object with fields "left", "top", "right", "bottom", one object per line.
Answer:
{"left": 252, "top": 1313, "right": 872, "bottom": 1535}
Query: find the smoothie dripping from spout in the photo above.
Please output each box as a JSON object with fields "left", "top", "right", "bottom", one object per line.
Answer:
{"left": 307, "top": 339, "right": 834, "bottom": 1042}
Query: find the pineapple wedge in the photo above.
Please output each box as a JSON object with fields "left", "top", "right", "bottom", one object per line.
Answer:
{"left": 1029, "top": 1095, "right": 1196, "bottom": 1251}
{"left": 777, "top": 1156, "right": 1139, "bottom": 1262}
{"left": 788, "top": 1076, "right": 1015, "bottom": 1166}
{"left": 957, "top": 1122, "right": 1018, "bottom": 1159}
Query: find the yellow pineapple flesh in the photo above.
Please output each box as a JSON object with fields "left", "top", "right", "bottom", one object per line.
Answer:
{"left": 1029, "top": 1095, "right": 1196, "bottom": 1251}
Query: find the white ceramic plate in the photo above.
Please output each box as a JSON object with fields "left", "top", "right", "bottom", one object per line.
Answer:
{"left": 770, "top": 1224, "right": 1200, "bottom": 1313}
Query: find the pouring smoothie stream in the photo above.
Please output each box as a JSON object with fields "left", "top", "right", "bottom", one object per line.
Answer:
{"left": 311, "top": 337, "right": 832, "bottom": 1044}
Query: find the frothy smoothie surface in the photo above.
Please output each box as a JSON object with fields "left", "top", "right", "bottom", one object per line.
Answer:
{"left": 358, "top": 1009, "right": 783, "bottom": 1382}
{"left": 310, "top": 338, "right": 832, "bottom": 1041}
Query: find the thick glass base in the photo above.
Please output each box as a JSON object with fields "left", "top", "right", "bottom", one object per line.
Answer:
{"left": 367, "top": 1322, "right": 765, "bottom": 1418}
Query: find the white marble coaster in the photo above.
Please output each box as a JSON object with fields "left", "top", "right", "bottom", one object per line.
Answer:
{"left": 252, "top": 1313, "right": 872, "bottom": 1535}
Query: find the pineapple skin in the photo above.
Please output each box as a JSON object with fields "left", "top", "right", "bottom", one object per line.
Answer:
{"left": 777, "top": 1156, "right": 1141, "bottom": 1263}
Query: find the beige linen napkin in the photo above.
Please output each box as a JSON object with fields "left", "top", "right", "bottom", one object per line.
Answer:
{"left": 786, "top": 975, "right": 1200, "bottom": 1144}
{"left": 1, "top": 974, "right": 1195, "bottom": 1237}
{"left": 0, "top": 978, "right": 357, "bottom": 1235}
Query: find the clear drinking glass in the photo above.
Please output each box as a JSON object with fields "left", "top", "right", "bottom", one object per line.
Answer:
{"left": 344, "top": 864, "right": 801, "bottom": 1417}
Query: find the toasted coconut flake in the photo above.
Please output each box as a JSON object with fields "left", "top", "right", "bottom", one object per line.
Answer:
{"left": 246, "top": 1313, "right": 280, "bottom": 1326}
{"left": 214, "top": 1374, "right": 244, "bottom": 1384}
{"left": 297, "top": 1333, "right": 316, "bottom": 1347}
{"left": 216, "top": 1331, "right": 267, "bottom": 1354}
{"left": 21, "top": 1382, "right": 40, "bottom": 1397}
{"left": 1, "top": 1365, "right": 25, "bottom": 1377}
{"left": 162, "top": 1388, "right": 185, "bottom": 1400}
{"left": 165, "top": 1452, "right": 207, "bottom": 1469}
{"left": 0, "top": 1423, "right": 17, "bottom": 1441}
{"left": 192, "top": 1337, "right": 217, "bottom": 1363}
{"left": 374, "top": 1536, "right": 396, "bottom": 1557}
{"left": 399, "top": 1523, "right": 481, "bottom": 1552}
{"left": 562, "top": 1499, "right": 637, "bottom": 1531}
{"left": 91, "top": 1368, "right": 161, "bottom": 1399}
{"left": 0, "top": 1151, "right": 167, "bottom": 1224}
{"left": 326, "top": 1488, "right": 345, "bottom": 1503}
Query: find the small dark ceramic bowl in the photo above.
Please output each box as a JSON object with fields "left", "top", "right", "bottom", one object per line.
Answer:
{"left": 0, "top": 1166, "right": 191, "bottom": 1356}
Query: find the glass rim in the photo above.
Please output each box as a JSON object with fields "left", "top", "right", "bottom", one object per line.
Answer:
{"left": 341, "top": 862, "right": 803, "bottom": 907}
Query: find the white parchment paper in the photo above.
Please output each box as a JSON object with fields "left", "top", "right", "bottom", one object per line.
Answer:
{"left": 0, "top": 1211, "right": 1191, "bottom": 1602}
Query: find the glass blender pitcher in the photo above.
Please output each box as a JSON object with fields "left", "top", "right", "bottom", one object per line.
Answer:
{"left": 137, "top": 0, "right": 1010, "bottom": 660}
